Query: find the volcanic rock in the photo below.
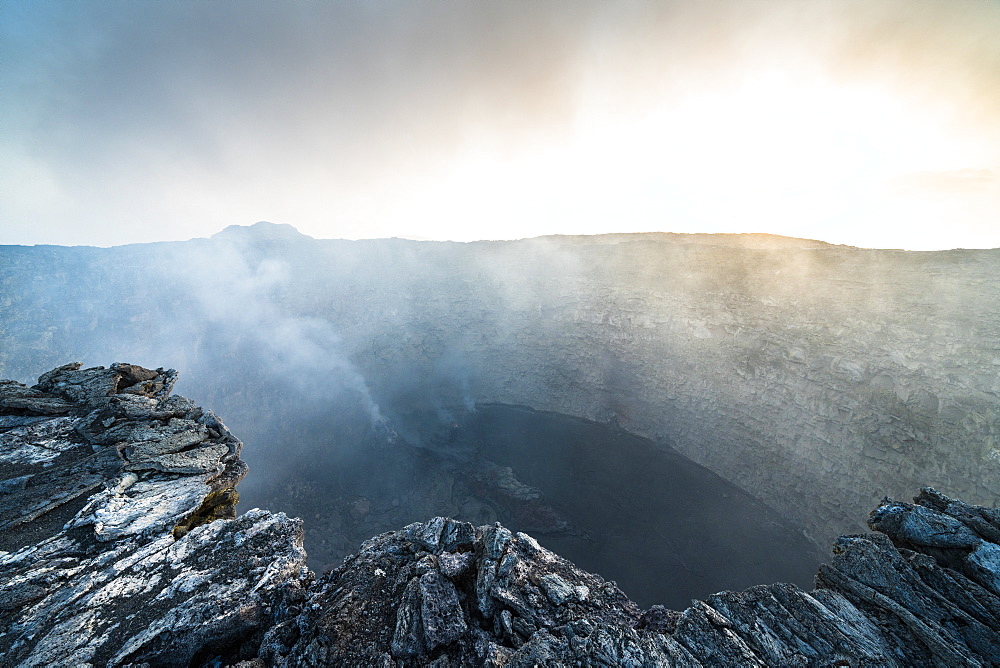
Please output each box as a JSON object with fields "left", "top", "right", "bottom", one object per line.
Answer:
{"left": 2, "top": 363, "right": 1000, "bottom": 666}
{"left": 0, "top": 363, "right": 309, "bottom": 666}
{"left": 264, "top": 494, "right": 1000, "bottom": 666}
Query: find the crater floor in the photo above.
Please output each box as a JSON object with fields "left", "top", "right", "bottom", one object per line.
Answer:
{"left": 242, "top": 403, "right": 822, "bottom": 609}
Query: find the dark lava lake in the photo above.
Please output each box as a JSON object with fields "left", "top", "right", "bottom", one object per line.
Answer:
{"left": 244, "top": 403, "right": 824, "bottom": 610}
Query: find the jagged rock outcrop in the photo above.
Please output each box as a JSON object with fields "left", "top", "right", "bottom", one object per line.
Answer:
{"left": 0, "top": 363, "right": 310, "bottom": 666}
{"left": 2, "top": 363, "right": 999, "bottom": 666}
{"left": 261, "top": 491, "right": 1000, "bottom": 666}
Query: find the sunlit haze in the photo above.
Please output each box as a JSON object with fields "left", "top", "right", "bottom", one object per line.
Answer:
{"left": 3, "top": 0, "right": 999, "bottom": 249}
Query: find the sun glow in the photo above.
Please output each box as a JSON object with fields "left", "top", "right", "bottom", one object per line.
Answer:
{"left": 6, "top": 0, "right": 1000, "bottom": 249}
{"left": 372, "top": 72, "right": 993, "bottom": 249}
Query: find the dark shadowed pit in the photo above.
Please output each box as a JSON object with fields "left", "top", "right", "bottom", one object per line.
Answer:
{"left": 240, "top": 403, "right": 823, "bottom": 610}
{"left": 462, "top": 405, "right": 823, "bottom": 608}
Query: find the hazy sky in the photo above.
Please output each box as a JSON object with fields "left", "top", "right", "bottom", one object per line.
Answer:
{"left": 3, "top": 0, "right": 999, "bottom": 249}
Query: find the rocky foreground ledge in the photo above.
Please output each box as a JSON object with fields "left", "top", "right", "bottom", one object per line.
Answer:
{"left": 2, "top": 364, "right": 999, "bottom": 666}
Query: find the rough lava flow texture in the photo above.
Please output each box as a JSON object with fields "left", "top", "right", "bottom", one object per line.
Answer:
{"left": 0, "top": 363, "right": 311, "bottom": 666}
{"left": 3, "top": 363, "right": 1000, "bottom": 666}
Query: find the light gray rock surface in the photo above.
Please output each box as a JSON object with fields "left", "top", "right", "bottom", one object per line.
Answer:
{"left": 0, "top": 363, "right": 310, "bottom": 666}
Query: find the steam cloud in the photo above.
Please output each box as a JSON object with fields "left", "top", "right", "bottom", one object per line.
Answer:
{"left": 169, "top": 228, "right": 385, "bottom": 425}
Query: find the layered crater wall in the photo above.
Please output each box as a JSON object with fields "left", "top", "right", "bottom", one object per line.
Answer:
{"left": 325, "top": 234, "right": 1000, "bottom": 547}
{"left": 1, "top": 226, "right": 998, "bottom": 548}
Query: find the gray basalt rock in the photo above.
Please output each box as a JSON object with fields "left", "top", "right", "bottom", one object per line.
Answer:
{"left": 0, "top": 381, "right": 74, "bottom": 415}
{"left": 3, "top": 363, "right": 1000, "bottom": 666}
{"left": 267, "top": 498, "right": 1000, "bottom": 667}
{"left": 0, "top": 363, "right": 309, "bottom": 666}
{"left": 263, "top": 516, "right": 641, "bottom": 666}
